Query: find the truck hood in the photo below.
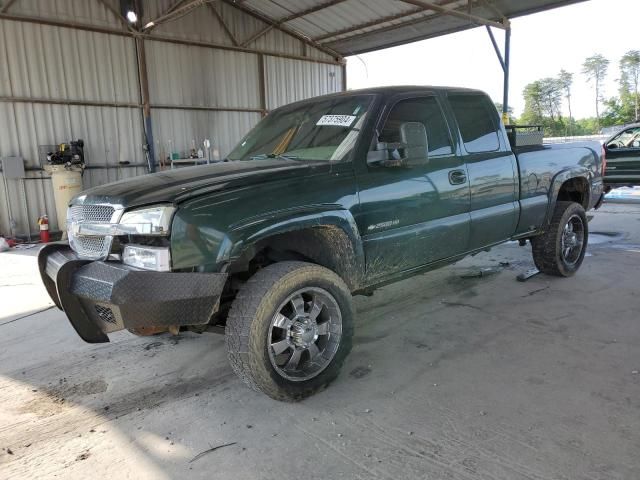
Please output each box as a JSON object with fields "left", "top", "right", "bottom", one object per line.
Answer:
{"left": 73, "top": 159, "right": 329, "bottom": 208}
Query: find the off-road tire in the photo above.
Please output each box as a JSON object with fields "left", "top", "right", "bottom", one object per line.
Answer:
{"left": 225, "top": 261, "right": 354, "bottom": 401}
{"left": 531, "top": 201, "right": 588, "bottom": 277}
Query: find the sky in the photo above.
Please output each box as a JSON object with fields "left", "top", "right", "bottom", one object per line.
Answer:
{"left": 346, "top": 0, "right": 639, "bottom": 119}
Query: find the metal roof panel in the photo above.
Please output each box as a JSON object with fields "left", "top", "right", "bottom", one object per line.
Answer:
{"left": 236, "top": 0, "right": 587, "bottom": 56}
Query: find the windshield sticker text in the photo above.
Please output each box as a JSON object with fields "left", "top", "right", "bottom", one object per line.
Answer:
{"left": 316, "top": 115, "right": 356, "bottom": 127}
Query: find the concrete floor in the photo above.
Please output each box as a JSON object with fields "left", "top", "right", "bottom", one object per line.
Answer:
{"left": 1, "top": 202, "right": 639, "bottom": 480}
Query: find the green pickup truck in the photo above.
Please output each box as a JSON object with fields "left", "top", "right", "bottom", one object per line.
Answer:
{"left": 39, "top": 86, "right": 605, "bottom": 401}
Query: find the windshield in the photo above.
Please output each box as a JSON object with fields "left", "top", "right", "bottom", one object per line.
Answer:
{"left": 227, "top": 95, "right": 375, "bottom": 162}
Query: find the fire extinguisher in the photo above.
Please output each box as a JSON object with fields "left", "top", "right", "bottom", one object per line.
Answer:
{"left": 38, "top": 215, "right": 50, "bottom": 243}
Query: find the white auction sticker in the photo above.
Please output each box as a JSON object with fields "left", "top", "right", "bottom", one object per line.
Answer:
{"left": 316, "top": 115, "right": 356, "bottom": 127}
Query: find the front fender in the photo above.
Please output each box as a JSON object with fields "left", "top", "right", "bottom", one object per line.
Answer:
{"left": 227, "top": 207, "right": 365, "bottom": 289}
{"left": 170, "top": 202, "right": 365, "bottom": 287}
{"left": 229, "top": 207, "right": 359, "bottom": 251}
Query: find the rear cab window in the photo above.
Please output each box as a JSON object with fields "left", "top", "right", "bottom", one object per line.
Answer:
{"left": 448, "top": 93, "right": 500, "bottom": 153}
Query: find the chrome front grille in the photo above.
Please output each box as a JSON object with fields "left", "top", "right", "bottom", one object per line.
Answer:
{"left": 74, "top": 236, "right": 109, "bottom": 258}
{"left": 69, "top": 204, "right": 115, "bottom": 223}
{"left": 68, "top": 204, "right": 120, "bottom": 260}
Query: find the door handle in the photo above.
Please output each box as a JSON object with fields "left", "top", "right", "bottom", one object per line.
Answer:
{"left": 448, "top": 169, "right": 467, "bottom": 185}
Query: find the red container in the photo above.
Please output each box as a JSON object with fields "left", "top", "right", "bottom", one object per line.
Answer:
{"left": 38, "top": 215, "right": 50, "bottom": 243}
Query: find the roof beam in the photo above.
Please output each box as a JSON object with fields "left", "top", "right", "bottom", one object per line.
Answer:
{"left": 208, "top": 3, "right": 239, "bottom": 46}
{"left": 95, "top": 0, "right": 137, "bottom": 32}
{"left": 322, "top": 3, "right": 510, "bottom": 53}
{"left": 241, "top": 24, "right": 273, "bottom": 47}
{"left": 314, "top": 0, "right": 461, "bottom": 42}
{"left": 485, "top": 25, "right": 505, "bottom": 71}
{"left": 322, "top": 10, "right": 453, "bottom": 49}
{"left": 400, "top": 0, "right": 507, "bottom": 29}
{"left": 479, "top": 0, "right": 504, "bottom": 18}
{"left": 165, "top": 0, "right": 193, "bottom": 15}
{"left": 279, "top": 0, "right": 349, "bottom": 23}
{"left": 240, "top": 0, "right": 348, "bottom": 47}
{"left": 315, "top": 7, "right": 424, "bottom": 42}
{"left": 0, "top": 11, "right": 342, "bottom": 65}
{"left": 144, "top": 0, "right": 190, "bottom": 30}
{"left": 221, "top": 0, "right": 342, "bottom": 60}
{"left": 317, "top": 0, "right": 506, "bottom": 45}
{"left": 142, "top": 0, "right": 216, "bottom": 31}
{"left": 0, "top": 0, "right": 19, "bottom": 14}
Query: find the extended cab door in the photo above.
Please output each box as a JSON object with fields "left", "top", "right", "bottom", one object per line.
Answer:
{"left": 604, "top": 125, "right": 640, "bottom": 186}
{"left": 355, "top": 94, "right": 471, "bottom": 280}
{"left": 446, "top": 93, "right": 519, "bottom": 250}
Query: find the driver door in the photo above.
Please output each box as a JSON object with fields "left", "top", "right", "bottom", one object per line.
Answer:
{"left": 354, "top": 94, "right": 471, "bottom": 281}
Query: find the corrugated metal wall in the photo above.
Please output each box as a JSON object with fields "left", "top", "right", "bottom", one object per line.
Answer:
{"left": 0, "top": 14, "right": 144, "bottom": 234}
{"left": 0, "top": 0, "right": 344, "bottom": 237}
{"left": 265, "top": 57, "right": 343, "bottom": 110}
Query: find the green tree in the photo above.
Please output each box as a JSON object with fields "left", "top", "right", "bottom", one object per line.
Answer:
{"left": 602, "top": 96, "right": 635, "bottom": 127}
{"left": 521, "top": 81, "right": 544, "bottom": 124}
{"left": 558, "top": 69, "right": 574, "bottom": 134}
{"left": 582, "top": 54, "right": 610, "bottom": 127}
{"left": 573, "top": 118, "right": 599, "bottom": 135}
{"left": 539, "top": 77, "right": 563, "bottom": 121}
{"left": 620, "top": 50, "right": 640, "bottom": 120}
{"left": 520, "top": 79, "right": 565, "bottom": 136}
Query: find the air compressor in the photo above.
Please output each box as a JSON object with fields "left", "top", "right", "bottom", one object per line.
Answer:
{"left": 44, "top": 139, "right": 86, "bottom": 239}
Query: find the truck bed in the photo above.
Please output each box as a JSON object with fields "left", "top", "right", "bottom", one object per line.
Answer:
{"left": 513, "top": 141, "right": 604, "bottom": 233}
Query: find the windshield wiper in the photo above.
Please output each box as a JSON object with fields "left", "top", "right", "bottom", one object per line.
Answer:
{"left": 250, "top": 153, "right": 299, "bottom": 161}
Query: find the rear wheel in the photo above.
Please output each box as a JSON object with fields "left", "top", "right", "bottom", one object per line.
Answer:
{"left": 225, "top": 261, "right": 354, "bottom": 401}
{"left": 531, "top": 201, "right": 588, "bottom": 277}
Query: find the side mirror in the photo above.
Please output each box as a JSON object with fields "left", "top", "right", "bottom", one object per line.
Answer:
{"left": 399, "top": 122, "right": 429, "bottom": 167}
{"left": 367, "top": 122, "right": 429, "bottom": 168}
{"left": 367, "top": 142, "right": 409, "bottom": 167}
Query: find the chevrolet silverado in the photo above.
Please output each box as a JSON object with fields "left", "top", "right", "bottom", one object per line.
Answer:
{"left": 39, "top": 87, "right": 605, "bottom": 400}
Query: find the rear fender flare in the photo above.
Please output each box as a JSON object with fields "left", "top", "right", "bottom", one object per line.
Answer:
{"left": 545, "top": 167, "right": 592, "bottom": 224}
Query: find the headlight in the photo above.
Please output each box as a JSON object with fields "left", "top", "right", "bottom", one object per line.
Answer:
{"left": 119, "top": 205, "right": 175, "bottom": 235}
{"left": 123, "top": 245, "right": 171, "bottom": 271}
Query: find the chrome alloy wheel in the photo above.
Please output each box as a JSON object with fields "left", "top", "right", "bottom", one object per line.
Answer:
{"left": 561, "top": 213, "right": 585, "bottom": 265}
{"left": 267, "top": 287, "right": 342, "bottom": 382}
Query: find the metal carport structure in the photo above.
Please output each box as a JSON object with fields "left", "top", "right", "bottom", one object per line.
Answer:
{"left": 0, "top": 0, "right": 585, "bottom": 238}
{"left": 216, "top": 0, "right": 587, "bottom": 122}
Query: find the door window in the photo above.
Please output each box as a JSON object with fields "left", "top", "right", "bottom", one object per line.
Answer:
{"left": 607, "top": 127, "right": 640, "bottom": 150}
{"left": 377, "top": 97, "right": 454, "bottom": 160}
{"left": 449, "top": 94, "right": 500, "bottom": 153}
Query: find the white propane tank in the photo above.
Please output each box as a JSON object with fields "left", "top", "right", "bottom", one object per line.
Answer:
{"left": 44, "top": 165, "right": 83, "bottom": 239}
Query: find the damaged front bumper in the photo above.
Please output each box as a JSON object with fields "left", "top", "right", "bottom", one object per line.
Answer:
{"left": 38, "top": 243, "right": 227, "bottom": 343}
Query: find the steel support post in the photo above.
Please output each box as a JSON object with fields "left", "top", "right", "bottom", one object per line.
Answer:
{"left": 135, "top": 38, "right": 157, "bottom": 173}
{"left": 502, "top": 25, "right": 511, "bottom": 124}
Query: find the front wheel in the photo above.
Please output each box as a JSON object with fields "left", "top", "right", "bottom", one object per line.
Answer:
{"left": 531, "top": 201, "right": 588, "bottom": 277}
{"left": 225, "top": 261, "right": 354, "bottom": 401}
